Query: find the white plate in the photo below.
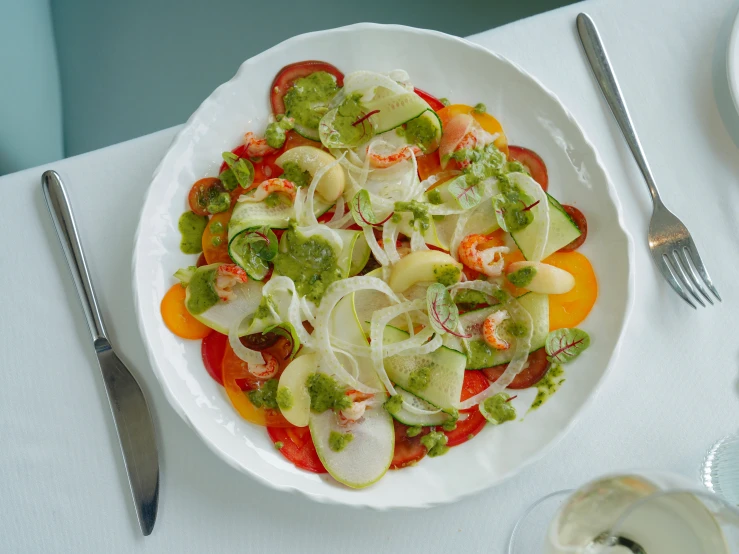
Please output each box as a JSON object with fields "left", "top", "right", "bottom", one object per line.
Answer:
{"left": 133, "top": 23, "right": 634, "bottom": 509}
{"left": 727, "top": 6, "right": 739, "bottom": 114}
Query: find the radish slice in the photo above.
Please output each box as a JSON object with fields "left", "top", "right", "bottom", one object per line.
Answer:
{"left": 309, "top": 404, "right": 394, "bottom": 489}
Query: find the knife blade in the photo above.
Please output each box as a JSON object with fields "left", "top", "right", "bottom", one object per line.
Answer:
{"left": 42, "top": 169, "right": 160, "bottom": 536}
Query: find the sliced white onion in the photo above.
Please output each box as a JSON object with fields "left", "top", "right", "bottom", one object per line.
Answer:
{"left": 262, "top": 276, "right": 313, "bottom": 348}
{"left": 313, "top": 276, "right": 401, "bottom": 393}
{"left": 326, "top": 195, "right": 345, "bottom": 225}
{"left": 300, "top": 296, "right": 317, "bottom": 326}
{"left": 300, "top": 152, "right": 345, "bottom": 228}
{"left": 410, "top": 227, "right": 429, "bottom": 252}
{"left": 382, "top": 219, "right": 401, "bottom": 264}
{"left": 342, "top": 70, "right": 408, "bottom": 99}
{"left": 228, "top": 314, "right": 265, "bottom": 366}
{"left": 382, "top": 325, "right": 436, "bottom": 357}
{"left": 363, "top": 225, "right": 390, "bottom": 267}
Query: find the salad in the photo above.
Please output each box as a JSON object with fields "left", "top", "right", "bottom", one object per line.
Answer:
{"left": 160, "top": 60, "right": 598, "bottom": 488}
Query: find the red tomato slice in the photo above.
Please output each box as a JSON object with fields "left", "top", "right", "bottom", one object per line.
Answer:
{"left": 270, "top": 61, "right": 344, "bottom": 115}
{"left": 267, "top": 426, "right": 327, "bottom": 474}
{"left": 219, "top": 143, "right": 284, "bottom": 187}
{"left": 390, "top": 419, "right": 429, "bottom": 469}
{"left": 445, "top": 371, "right": 489, "bottom": 447}
{"left": 201, "top": 331, "right": 227, "bottom": 386}
{"left": 188, "top": 178, "right": 226, "bottom": 216}
{"left": 413, "top": 87, "right": 445, "bottom": 112}
{"left": 196, "top": 253, "right": 207, "bottom": 267}
{"left": 482, "top": 348, "right": 550, "bottom": 389}
{"left": 559, "top": 205, "right": 588, "bottom": 252}
{"left": 508, "top": 146, "right": 549, "bottom": 191}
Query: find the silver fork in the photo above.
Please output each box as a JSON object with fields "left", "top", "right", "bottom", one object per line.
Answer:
{"left": 577, "top": 13, "right": 720, "bottom": 308}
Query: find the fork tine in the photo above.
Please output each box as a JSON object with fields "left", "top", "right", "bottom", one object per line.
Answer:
{"left": 678, "top": 247, "right": 713, "bottom": 305}
{"left": 670, "top": 251, "right": 705, "bottom": 307}
{"left": 685, "top": 242, "right": 721, "bottom": 301}
{"left": 658, "top": 254, "right": 696, "bottom": 309}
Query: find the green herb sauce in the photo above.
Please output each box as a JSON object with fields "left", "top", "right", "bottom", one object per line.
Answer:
{"left": 273, "top": 226, "right": 341, "bottom": 304}
{"left": 276, "top": 387, "right": 293, "bottom": 411}
{"left": 530, "top": 365, "right": 565, "bottom": 411}
{"left": 247, "top": 378, "right": 279, "bottom": 409}
{"left": 281, "top": 161, "right": 312, "bottom": 188}
{"left": 405, "top": 115, "right": 438, "bottom": 152}
{"left": 328, "top": 431, "right": 354, "bottom": 452}
{"left": 508, "top": 266, "right": 537, "bottom": 288}
{"left": 283, "top": 71, "right": 339, "bottom": 130}
{"left": 184, "top": 266, "right": 219, "bottom": 315}
{"left": 178, "top": 211, "right": 208, "bottom": 254}
{"left": 408, "top": 366, "right": 431, "bottom": 391}
{"left": 433, "top": 264, "right": 461, "bottom": 286}
{"left": 306, "top": 373, "right": 351, "bottom": 413}
{"left": 420, "top": 431, "right": 449, "bottom": 457}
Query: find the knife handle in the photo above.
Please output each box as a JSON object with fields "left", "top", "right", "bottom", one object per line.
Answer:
{"left": 42, "top": 170, "right": 109, "bottom": 344}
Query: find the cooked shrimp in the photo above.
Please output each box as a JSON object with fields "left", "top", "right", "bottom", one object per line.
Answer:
{"left": 243, "top": 131, "right": 278, "bottom": 158}
{"left": 453, "top": 133, "right": 478, "bottom": 168}
{"left": 367, "top": 144, "right": 422, "bottom": 169}
{"left": 214, "top": 264, "right": 248, "bottom": 302}
{"left": 240, "top": 178, "right": 296, "bottom": 203}
{"left": 248, "top": 352, "right": 279, "bottom": 380}
{"left": 457, "top": 234, "right": 509, "bottom": 277}
{"left": 482, "top": 310, "right": 510, "bottom": 350}
{"left": 338, "top": 390, "right": 375, "bottom": 424}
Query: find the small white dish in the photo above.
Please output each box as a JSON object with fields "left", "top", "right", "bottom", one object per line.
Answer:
{"left": 132, "top": 23, "right": 634, "bottom": 509}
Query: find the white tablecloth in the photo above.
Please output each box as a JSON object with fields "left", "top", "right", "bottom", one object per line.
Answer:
{"left": 4, "top": 0, "right": 739, "bottom": 551}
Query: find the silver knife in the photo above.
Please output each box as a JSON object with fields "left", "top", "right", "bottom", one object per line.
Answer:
{"left": 42, "top": 170, "right": 160, "bottom": 536}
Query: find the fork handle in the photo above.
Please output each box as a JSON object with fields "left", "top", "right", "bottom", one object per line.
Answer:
{"left": 577, "top": 13, "right": 662, "bottom": 204}
{"left": 42, "top": 170, "right": 109, "bottom": 343}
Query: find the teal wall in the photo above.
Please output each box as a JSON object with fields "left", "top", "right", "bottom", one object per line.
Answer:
{"left": 0, "top": 0, "right": 63, "bottom": 175}
{"left": 50, "top": 0, "right": 579, "bottom": 158}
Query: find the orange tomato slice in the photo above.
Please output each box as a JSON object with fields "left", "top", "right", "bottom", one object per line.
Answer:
{"left": 160, "top": 284, "right": 212, "bottom": 340}
{"left": 542, "top": 252, "right": 597, "bottom": 330}
{"left": 202, "top": 210, "right": 232, "bottom": 264}
{"left": 436, "top": 104, "right": 509, "bottom": 156}
{"left": 221, "top": 341, "right": 292, "bottom": 428}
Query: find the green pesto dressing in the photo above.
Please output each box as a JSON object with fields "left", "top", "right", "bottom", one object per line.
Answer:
{"left": 529, "top": 365, "right": 565, "bottom": 412}
{"left": 184, "top": 266, "right": 219, "bottom": 315}
{"left": 420, "top": 430, "right": 449, "bottom": 457}
{"left": 384, "top": 394, "right": 403, "bottom": 415}
{"left": 508, "top": 266, "right": 537, "bottom": 288}
{"left": 482, "top": 392, "right": 517, "bottom": 424}
{"left": 265, "top": 122, "right": 287, "bottom": 149}
{"left": 306, "top": 373, "right": 351, "bottom": 413}
{"left": 247, "top": 378, "right": 279, "bottom": 409}
{"left": 427, "top": 189, "right": 443, "bottom": 205}
{"left": 283, "top": 71, "right": 339, "bottom": 130}
{"left": 453, "top": 289, "right": 489, "bottom": 309}
{"left": 274, "top": 227, "right": 341, "bottom": 304}
{"left": 276, "top": 386, "right": 293, "bottom": 410}
{"left": 406, "top": 425, "right": 423, "bottom": 437}
{"left": 433, "top": 264, "right": 461, "bottom": 286}
{"left": 330, "top": 92, "right": 369, "bottom": 147}
{"left": 405, "top": 115, "right": 438, "bottom": 152}
{"left": 254, "top": 295, "right": 276, "bottom": 321}
{"left": 394, "top": 200, "right": 430, "bottom": 231}
{"left": 329, "top": 431, "right": 354, "bottom": 452}
{"left": 281, "top": 161, "right": 312, "bottom": 188}
{"left": 408, "top": 367, "right": 431, "bottom": 391}
{"left": 178, "top": 211, "right": 208, "bottom": 254}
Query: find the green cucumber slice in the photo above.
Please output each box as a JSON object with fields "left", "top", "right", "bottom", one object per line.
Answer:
{"left": 446, "top": 292, "right": 549, "bottom": 369}
{"left": 291, "top": 122, "right": 320, "bottom": 142}
{"left": 348, "top": 233, "right": 371, "bottom": 276}
{"left": 511, "top": 193, "right": 580, "bottom": 260}
{"left": 364, "top": 92, "right": 432, "bottom": 135}
{"left": 228, "top": 197, "right": 333, "bottom": 278}
{"left": 389, "top": 386, "right": 452, "bottom": 427}
{"left": 383, "top": 325, "right": 466, "bottom": 411}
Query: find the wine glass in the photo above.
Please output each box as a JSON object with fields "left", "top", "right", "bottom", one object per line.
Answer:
{"left": 703, "top": 431, "right": 739, "bottom": 506}
{"left": 508, "top": 471, "right": 739, "bottom": 553}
